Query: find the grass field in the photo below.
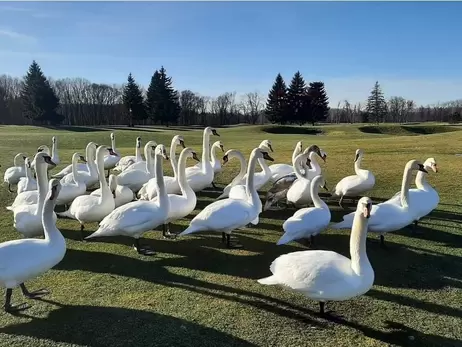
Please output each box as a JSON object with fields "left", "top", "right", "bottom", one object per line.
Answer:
{"left": 0, "top": 123, "right": 461, "bottom": 347}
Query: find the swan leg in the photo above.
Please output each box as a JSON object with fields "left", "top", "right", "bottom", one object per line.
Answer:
{"left": 80, "top": 224, "right": 85, "bottom": 241}
{"left": 134, "top": 238, "right": 155, "bottom": 256}
{"left": 319, "top": 302, "right": 325, "bottom": 315}
{"left": 211, "top": 181, "right": 218, "bottom": 190}
{"left": 4, "top": 289, "right": 30, "bottom": 313}
{"left": 380, "top": 235, "right": 387, "bottom": 248}
{"left": 226, "top": 234, "right": 243, "bottom": 249}
{"left": 20, "top": 283, "right": 49, "bottom": 298}
{"left": 162, "top": 223, "right": 177, "bottom": 239}
{"left": 7, "top": 184, "right": 14, "bottom": 193}
{"left": 339, "top": 195, "right": 346, "bottom": 209}
{"left": 106, "top": 169, "right": 110, "bottom": 178}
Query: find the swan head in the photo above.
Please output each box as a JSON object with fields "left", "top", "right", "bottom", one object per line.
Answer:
{"left": 304, "top": 145, "right": 326, "bottom": 162}
{"left": 34, "top": 152, "right": 56, "bottom": 168}
{"left": 25, "top": 157, "right": 31, "bottom": 169}
{"left": 354, "top": 149, "right": 364, "bottom": 162}
{"left": 407, "top": 160, "right": 428, "bottom": 173}
{"left": 182, "top": 147, "right": 200, "bottom": 162}
{"left": 205, "top": 127, "right": 220, "bottom": 137}
{"left": 107, "top": 147, "right": 118, "bottom": 157}
{"left": 136, "top": 137, "right": 142, "bottom": 148}
{"left": 424, "top": 157, "right": 438, "bottom": 173}
{"left": 357, "top": 197, "right": 372, "bottom": 219}
{"left": 37, "top": 145, "right": 50, "bottom": 155}
{"left": 296, "top": 141, "right": 303, "bottom": 152}
{"left": 253, "top": 148, "right": 274, "bottom": 162}
{"left": 212, "top": 141, "right": 225, "bottom": 152}
{"left": 176, "top": 135, "right": 186, "bottom": 148}
{"left": 52, "top": 136, "right": 57, "bottom": 144}
{"left": 78, "top": 154, "right": 87, "bottom": 163}
{"left": 95, "top": 145, "right": 115, "bottom": 162}
{"left": 313, "top": 175, "right": 329, "bottom": 191}
{"left": 259, "top": 140, "right": 273, "bottom": 153}
{"left": 155, "top": 144, "right": 169, "bottom": 160}
{"left": 48, "top": 178, "right": 62, "bottom": 201}
{"left": 110, "top": 133, "right": 115, "bottom": 140}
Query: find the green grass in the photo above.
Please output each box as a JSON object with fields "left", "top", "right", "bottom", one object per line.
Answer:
{"left": 0, "top": 123, "right": 461, "bottom": 347}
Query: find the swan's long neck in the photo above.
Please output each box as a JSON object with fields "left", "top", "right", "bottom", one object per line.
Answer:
{"left": 201, "top": 130, "right": 212, "bottom": 172}
{"left": 354, "top": 156, "right": 362, "bottom": 175}
{"left": 210, "top": 144, "right": 219, "bottom": 166}
{"left": 86, "top": 146, "right": 97, "bottom": 176}
{"left": 257, "top": 156, "right": 271, "bottom": 177}
{"left": 310, "top": 176, "right": 327, "bottom": 209}
{"left": 154, "top": 154, "right": 168, "bottom": 209}
{"left": 145, "top": 145, "right": 155, "bottom": 176}
{"left": 25, "top": 162, "right": 32, "bottom": 180}
{"left": 245, "top": 151, "right": 260, "bottom": 207}
{"left": 350, "top": 210, "right": 370, "bottom": 276}
{"left": 42, "top": 194, "right": 62, "bottom": 243}
{"left": 96, "top": 150, "right": 111, "bottom": 202}
{"left": 36, "top": 162, "right": 49, "bottom": 214}
{"left": 111, "top": 136, "right": 116, "bottom": 151}
{"left": 415, "top": 171, "right": 429, "bottom": 190}
{"left": 309, "top": 152, "right": 321, "bottom": 175}
{"left": 52, "top": 140, "right": 58, "bottom": 160}
{"left": 170, "top": 138, "right": 179, "bottom": 178}
{"left": 135, "top": 141, "right": 142, "bottom": 161}
{"left": 292, "top": 144, "right": 302, "bottom": 167}
{"left": 14, "top": 154, "right": 22, "bottom": 167}
{"left": 71, "top": 155, "right": 79, "bottom": 184}
{"left": 177, "top": 152, "right": 194, "bottom": 199}
{"left": 230, "top": 151, "right": 247, "bottom": 185}
{"left": 293, "top": 154, "right": 306, "bottom": 180}
{"left": 400, "top": 163, "right": 414, "bottom": 208}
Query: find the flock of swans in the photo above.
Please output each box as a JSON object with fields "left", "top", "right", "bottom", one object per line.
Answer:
{"left": 1, "top": 127, "right": 439, "bottom": 315}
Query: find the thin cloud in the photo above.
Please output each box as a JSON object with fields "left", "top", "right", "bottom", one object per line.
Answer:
{"left": 0, "top": 5, "right": 59, "bottom": 19}
{"left": 0, "top": 29, "right": 37, "bottom": 44}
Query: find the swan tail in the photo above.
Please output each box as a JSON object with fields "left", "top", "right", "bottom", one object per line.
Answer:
{"left": 85, "top": 227, "right": 107, "bottom": 239}
{"left": 257, "top": 275, "right": 279, "bottom": 285}
{"left": 57, "top": 209, "right": 72, "bottom": 219}
{"left": 178, "top": 224, "right": 201, "bottom": 236}
{"left": 6, "top": 205, "right": 14, "bottom": 211}
{"left": 276, "top": 232, "right": 295, "bottom": 246}
{"left": 216, "top": 192, "right": 227, "bottom": 200}
{"left": 330, "top": 219, "right": 352, "bottom": 230}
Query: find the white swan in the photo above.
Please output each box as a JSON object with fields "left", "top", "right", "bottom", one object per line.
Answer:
{"left": 278, "top": 175, "right": 330, "bottom": 246}
{"left": 209, "top": 140, "right": 224, "bottom": 189}
{"left": 332, "top": 149, "right": 376, "bottom": 208}
{"left": 6, "top": 154, "right": 53, "bottom": 211}
{"left": 123, "top": 139, "right": 159, "bottom": 172}
{"left": 137, "top": 135, "right": 186, "bottom": 200}
{"left": 17, "top": 158, "right": 37, "bottom": 195}
{"left": 55, "top": 153, "right": 87, "bottom": 207}
{"left": 85, "top": 145, "right": 170, "bottom": 256}
{"left": 91, "top": 174, "right": 135, "bottom": 208}
{"left": 3, "top": 153, "right": 27, "bottom": 192}
{"left": 387, "top": 157, "right": 439, "bottom": 227}
{"left": 216, "top": 149, "right": 247, "bottom": 200}
{"left": 116, "top": 141, "right": 158, "bottom": 192}
{"left": 152, "top": 147, "right": 199, "bottom": 239}
{"left": 57, "top": 145, "right": 116, "bottom": 240}
{"left": 34, "top": 136, "right": 60, "bottom": 169}
{"left": 185, "top": 127, "right": 220, "bottom": 192}
{"left": 102, "top": 132, "right": 121, "bottom": 176}
{"left": 179, "top": 148, "right": 273, "bottom": 248}
{"left": 0, "top": 178, "right": 66, "bottom": 312}
{"left": 258, "top": 197, "right": 374, "bottom": 315}
{"left": 331, "top": 160, "right": 428, "bottom": 247}
{"left": 60, "top": 142, "right": 99, "bottom": 188}
{"left": 114, "top": 136, "right": 143, "bottom": 172}
{"left": 13, "top": 153, "right": 58, "bottom": 238}
{"left": 52, "top": 142, "right": 97, "bottom": 179}
{"left": 268, "top": 141, "right": 303, "bottom": 182}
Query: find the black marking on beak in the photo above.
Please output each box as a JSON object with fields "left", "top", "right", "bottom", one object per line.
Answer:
{"left": 220, "top": 144, "right": 224, "bottom": 152}
{"left": 44, "top": 155, "right": 56, "bottom": 166}
{"left": 418, "top": 164, "right": 428, "bottom": 173}
{"left": 50, "top": 185, "right": 58, "bottom": 200}
{"left": 323, "top": 181, "right": 329, "bottom": 191}
{"left": 79, "top": 155, "right": 87, "bottom": 163}
{"left": 354, "top": 153, "right": 360, "bottom": 162}
{"left": 192, "top": 152, "right": 200, "bottom": 162}
{"left": 366, "top": 203, "right": 372, "bottom": 218}
{"left": 212, "top": 129, "right": 220, "bottom": 136}
{"left": 222, "top": 155, "right": 228, "bottom": 165}
{"left": 268, "top": 144, "right": 274, "bottom": 152}
{"left": 262, "top": 151, "right": 274, "bottom": 162}
{"left": 37, "top": 148, "right": 44, "bottom": 153}
{"left": 180, "top": 140, "right": 186, "bottom": 148}
{"left": 108, "top": 148, "right": 118, "bottom": 156}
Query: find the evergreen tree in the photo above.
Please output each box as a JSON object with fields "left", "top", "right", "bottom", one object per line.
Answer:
{"left": 146, "top": 67, "right": 181, "bottom": 126}
{"left": 265, "top": 73, "right": 288, "bottom": 124}
{"left": 286, "top": 71, "right": 310, "bottom": 125}
{"left": 307, "top": 82, "right": 329, "bottom": 125}
{"left": 122, "top": 73, "right": 147, "bottom": 127}
{"left": 366, "top": 81, "right": 387, "bottom": 124}
{"left": 20, "top": 60, "right": 62, "bottom": 124}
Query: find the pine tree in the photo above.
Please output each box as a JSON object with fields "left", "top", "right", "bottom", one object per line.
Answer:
{"left": 307, "top": 82, "right": 330, "bottom": 125}
{"left": 265, "top": 73, "right": 288, "bottom": 124}
{"left": 366, "top": 81, "right": 387, "bottom": 124}
{"left": 122, "top": 73, "right": 147, "bottom": 127}
{"left": 20, "top": 60, "right": 62, "bottom": 124}
{"left": 286, "top": 71, "right": 310, "bottom": 125}
{"left": 146, "top": 67, "right": 181, "bottom": 126}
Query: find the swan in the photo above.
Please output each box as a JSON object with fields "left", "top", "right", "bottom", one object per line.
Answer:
{"left": 114, "top": 137, "right": 143, "bottom": 172}
{"left": 258, "top": 197, "right": 374, "bottom": 315}
{"left": 152, "top": 147, "right": 199, "bottom": 239}
{"left": 0, "top": 178, "right": 66, "bottom": 312}
{"left": 57, "top": 145, "right": 117, "bottom": 240}
{"left": 277, "top": 175, "right": 330, "bottom": 247}
{"left": 116, "top": 141, "right": 158, "bottom": 192}
{"left": 332, "top": 149, "right": 376, "bottom": 209}
{"left": 85, "top": 145, "right": 170, "bottom": 256}
{"left": 216, "top": 149, "right": 247, "bottom": 200}
{"left": 122, "top": 139, "right": 159, "bottom": 173}
{"left": 3, "top": 153, "right": 27, "bottom": 192}
{"left": 137, "top": 135, "right": 186, "bottom": 200}
{"left": 17, "top": 158, "right": 37, "bottom": 195}
{"left": 60, "top": 142, "right": 99, "bottom": 188}
{"left": 268, "top": 141, "right": 303, "bottom": 182}
{"left": 387, "top": 157, "right": 439, "bottom": 228}
{"left": 179, "top": 148, "right": 273, "bottom": 249}
{"left": 331, "top": 160, "right": 428, "bottom": 247}
{"left": 91, "top": 174, "right": 135, "bottom": 208}
{"left": 55, "top": 153, "right": 88, "bottom": 208}
{"left": 286, "top": 149, "right": 328, "bottom": 207}
{"left": 185, "top": 127, "right": 220, "bottom": 192}
{"left": 6, "top": 154, "right": 53, "bottom": 211}
{"left": 13, "top": 152, "right": 58, "bottom": 238}
{"left": 101, "top": 132, "right": 121, "bottom": 177}
{"left": 209, "top": 140, "right": 224, "bottom": 189}
{"left": 52, "top": 142, "right": 97, "bottom": 179}
{"left": 33, "top": 136, "right": 60, "bottom": 169}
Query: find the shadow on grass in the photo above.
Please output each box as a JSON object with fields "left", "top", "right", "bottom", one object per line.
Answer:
{"left": 261, "top": 126, "right": 323, "bottom": 136}
{"left": 40, "top": 125, "right": 107, "bottom": 133}
{"left": 1, "top": 302, "right": 257, "bottom": 347}
{"left": 106, "top": 127, "right": 163, "bottom": 133}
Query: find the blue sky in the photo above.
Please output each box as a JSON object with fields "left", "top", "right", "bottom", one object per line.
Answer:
{"left": 1, "top": 1, "right": 462, "bottom": 106}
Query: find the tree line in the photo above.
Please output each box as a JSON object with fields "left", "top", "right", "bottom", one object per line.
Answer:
{"left": 0, "top": 61, "right": 460, "bottom": 127}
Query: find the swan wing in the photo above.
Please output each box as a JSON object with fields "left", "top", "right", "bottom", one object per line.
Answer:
{"left": 99, "top": 201, "right": 160, "bottom": 233}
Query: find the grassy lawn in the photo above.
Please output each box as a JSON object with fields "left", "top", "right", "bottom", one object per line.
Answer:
{"left": 0, "top": 123, "right": 461, "bottom": 347}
